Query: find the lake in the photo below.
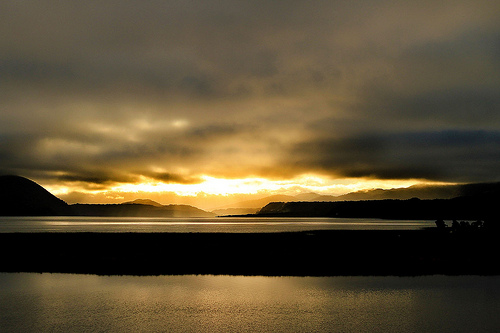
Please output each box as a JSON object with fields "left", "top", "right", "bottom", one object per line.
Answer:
{"left": 1, "top": 273, "right": 498, "bottom": 332}
{"left": 0, "top": 216, "right": 435, "bottom": 233}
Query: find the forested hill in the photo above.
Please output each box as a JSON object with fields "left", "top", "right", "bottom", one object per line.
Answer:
{"left": 256, "top": 194, "right": 500, "bottom": 220}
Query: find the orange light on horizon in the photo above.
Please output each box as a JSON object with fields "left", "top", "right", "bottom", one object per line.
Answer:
{"left": 45, "top": 174, "right": 453, "bottom": 199}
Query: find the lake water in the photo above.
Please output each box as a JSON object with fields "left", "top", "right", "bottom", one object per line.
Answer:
{"left": 0, "top": 216, "right": 435, "bottom": 233}
{"left": 0, "top": 273, "right": 498, "bottom": 332}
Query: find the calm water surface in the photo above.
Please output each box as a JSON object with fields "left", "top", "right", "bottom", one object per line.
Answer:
{"left": 0, "top": 273, "right": 498, "bottom": 332}
{"left": 0, "top": 216, "right": 435, "bottom": 233}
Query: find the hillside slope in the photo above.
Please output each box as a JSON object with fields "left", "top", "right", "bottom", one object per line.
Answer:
{"left": 0, "top": 175, "right": 70, "bottom": 216}
{"left": 0, "top": 175, "right": 214, "bottom": 217}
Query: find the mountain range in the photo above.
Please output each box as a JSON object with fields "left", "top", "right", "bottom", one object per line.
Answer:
{"left": 217, "top": 182, "right": 500, "bottom": 213}
{"left": 2, "top": 175, "right": 500, "bottom": 218}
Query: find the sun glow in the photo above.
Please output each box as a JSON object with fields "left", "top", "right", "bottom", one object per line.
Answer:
{"left": 111, "top": 176, "right": 280, "bottom": 196}
{"left": 106, "top": 174, "right": 443, "bottom": 197}
{"left": 44, "top": 174, "right": 454, "bottom": 210}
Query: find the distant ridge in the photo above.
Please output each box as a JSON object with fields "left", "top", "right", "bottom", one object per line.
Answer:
{"left": 0, "top": 175, "right": 70, "bottom": 216}
{"left": 212, "top": 182, "right": 500, "bottom": 215}
{"left": 331, "top": 183, "right": 500, "bottom": 201}
{"left": 0, "top": 176, "right": 214, "bottom": 217}
{"left": 123, "top": 199, "right": 164, "bottom": 207}
{"left": 70, "top": 203, "right": 214, "bottom": 217}
{"left": 216, "top": 194, "right": 296, "bottom": 211}
{"left": 287, "top": 182, "right": 500, "bottom": 202}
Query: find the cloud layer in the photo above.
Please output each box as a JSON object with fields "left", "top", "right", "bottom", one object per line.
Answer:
{"left": 1, "top": 0, "right": 499, "bottom": 190}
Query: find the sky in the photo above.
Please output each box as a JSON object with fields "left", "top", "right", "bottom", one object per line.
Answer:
{"left": 1, "top": 1, "right": 499, "bottom": 209}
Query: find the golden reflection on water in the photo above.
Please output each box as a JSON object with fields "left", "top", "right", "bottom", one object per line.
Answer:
{"left": 1, "top": 274, "right": 499, "bottom": 332}
{"left": 0, "top": 216, "right": 436, "bottom": 233}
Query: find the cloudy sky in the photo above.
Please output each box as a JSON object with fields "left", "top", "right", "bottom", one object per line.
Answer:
{"left": 1, "top": 1, "right": 499, "bottom": 208}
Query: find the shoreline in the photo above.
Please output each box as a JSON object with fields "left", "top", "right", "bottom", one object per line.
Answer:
{"left": 1, "top": 230, "right": 498, "bottom": 276}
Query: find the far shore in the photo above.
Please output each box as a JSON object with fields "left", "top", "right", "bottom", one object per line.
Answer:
{"left": 1, "top": 229, "right": 498, "bottom": 276}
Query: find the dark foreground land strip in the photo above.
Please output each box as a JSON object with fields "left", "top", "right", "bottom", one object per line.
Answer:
{"left": 1, "top": 230, "right": 498, "bottom": 276}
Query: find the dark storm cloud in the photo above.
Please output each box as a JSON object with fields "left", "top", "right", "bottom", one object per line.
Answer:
{"left": 0, "top": 1, "right": 289, "bottom": 98}
{"left": 52, "top": 169, "right": 201, "bottom": 188}
{"left": 353, "top": 30, "right": 500, "bottom": 128}
{"left": 1, "top": 0, "right": 500, "bottom": 185}
{"left": 54, "top": 172, "right": 138, "bottom": 186}
{"left": 289, "top": 130, "right": 500, "bottom": 182}
{"left": 141, "top": 172, "right": 202, "bottom": 185}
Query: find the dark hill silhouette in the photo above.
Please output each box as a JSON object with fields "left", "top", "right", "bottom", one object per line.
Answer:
{"left": 0, "top": 175, "right": 70, "bottom": 216}
{"left": 256, "top": 191, "right": 500, "bottom": 220}
{"left": 0, "top": 175, "right": 214, "bottom": 217}
{"left": 70, "top": 203, "right": 214, "bottom": 217}
{"left": 123, "top": 199, "right": 164, "bottom": 207}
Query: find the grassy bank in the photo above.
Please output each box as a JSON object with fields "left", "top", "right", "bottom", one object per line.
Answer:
{"left": 0, "top": 230, "right": 497, "bottom": 276}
